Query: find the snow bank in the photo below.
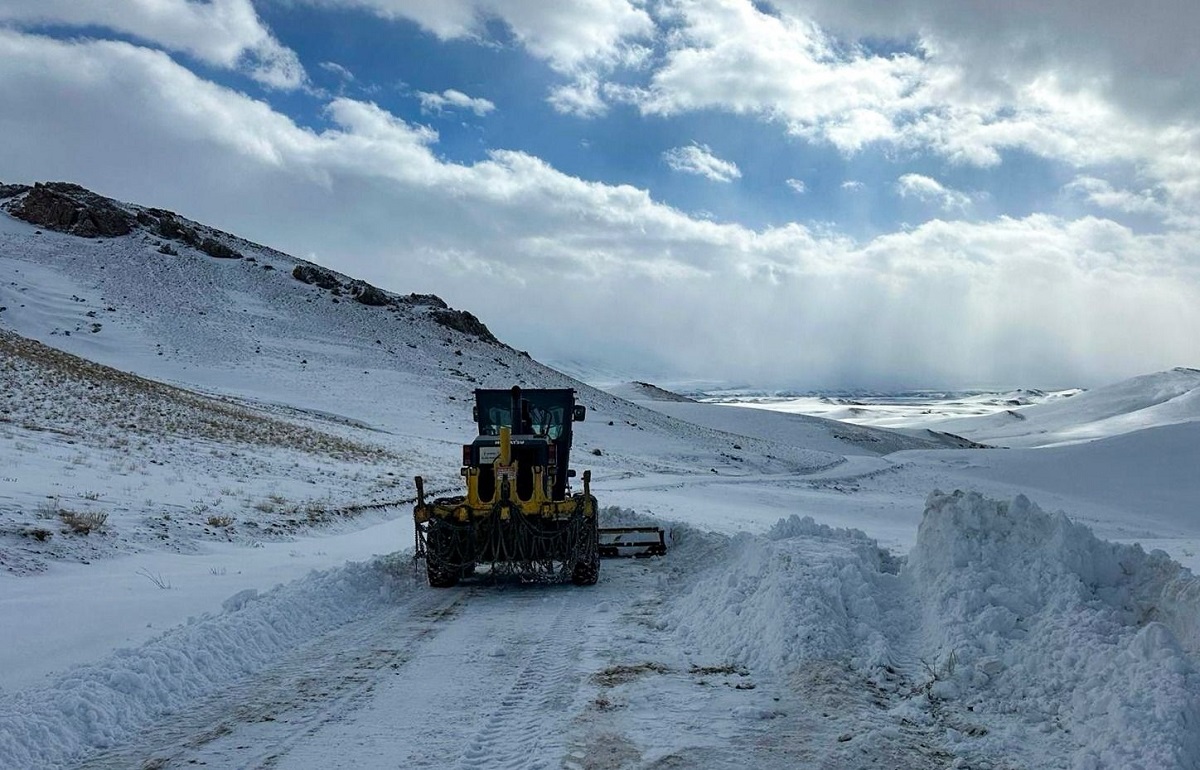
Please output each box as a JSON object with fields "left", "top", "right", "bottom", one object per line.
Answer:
{"left": 664, "top": 491, "right": 1200, "bottom": 768}
{"left": 0, "top": 555, "right": 415, "bottom": 769}
{"left": 668, "top": 514, "right": 905, "bottom": 673}
{"left": 910, "top": 490, "right": 1200, "bottom": 769}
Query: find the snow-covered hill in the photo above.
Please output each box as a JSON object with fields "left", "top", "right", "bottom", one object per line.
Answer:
{"left": 623, "top": 398, "right": 988, "bottom": 457}
{"left": 3, "top": 183, "right": 1200, "bottom": 769}
{"left": 605, "top": 381, "right": 697, "bottom": 403}
{"left": 927, "top": 367, "right": 1200, "bottom": 447}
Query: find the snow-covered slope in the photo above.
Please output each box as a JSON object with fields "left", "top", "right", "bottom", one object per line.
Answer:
{"left": 902, "top": 420, "right": 1200, "bottom": 537}
{"left": 0, "top": 186, "right": 842, "bottom": 492}
{"left": 928, "top": 368, "right": 1200, "bottom": 447}
{"left": 626, "top": 399, "right": 987, "bottom": 456}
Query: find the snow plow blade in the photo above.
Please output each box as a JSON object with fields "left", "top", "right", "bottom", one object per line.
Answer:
{"left": 598, "top": 527, "right": 666, "bottom": 558}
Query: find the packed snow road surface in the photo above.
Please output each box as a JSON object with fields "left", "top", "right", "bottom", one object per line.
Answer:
{"left": 66, "top": 550, "right": 817, "bottom": 770}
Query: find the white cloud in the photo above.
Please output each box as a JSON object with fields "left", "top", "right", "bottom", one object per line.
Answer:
{"left": 629, "top": 0, "right": 919, "bottom": 150}
{"left": 842, "top": 180, "right": 865, "bottom": 191}
{"left": 786, "top": 179, "right": 807, "bottom": 194}
{"left": 298, "top": 0, "right": 653, "bottom": 74}
{"left": 417, "top": 88, "right": 496, "bottom": 116}
{"left": 298, "top": 0, "right": 654, "bottom": 116}
{"left": 319, "top": 61, "right": 355, "bottom": 82}
{"left": 547, "top": 75, "right": 608, "bottom": 118}
{"left": 1064, "top": 177, "right": 1171, "bottom": 220}
{"left": 611, "top": 0, "right": 1200, "bottom": 225}
{"left": 662, "top": 143, "right": 742, "bottom": 183}
{"left": 896, "top": 174, "right": 973, "bottom": 212}
{"left": 0, "top": 0, "right": 305, "bottom": 89}
{"left": 1, "top": 29, "right": 1197, "bottom": 388}
{"left": 771, "top": 0, "right": 1200, "bottom": 122}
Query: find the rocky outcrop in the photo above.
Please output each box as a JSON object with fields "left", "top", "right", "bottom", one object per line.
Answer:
{"left": 431, "top": 308, "right": 499, "bottom": 344}
{"left": 0, "top": 183, "right": 30, "bottom": 200}
{"left": 292, "top": 264, "right": 342, "bottom": 291}
{"left": 350, "top": 280, "right": 389, "bottom": 306}
{"left": 153, "top": 213, "right": 200, "bottom": 246}
{"left": 4, "top": 182, "right": 135, "bottom": 237}
{"left": 401, "top": 293, "right": 448, "bottom": 309}
{"left": 198, "top": 237, "right": 242, "bottom": 260}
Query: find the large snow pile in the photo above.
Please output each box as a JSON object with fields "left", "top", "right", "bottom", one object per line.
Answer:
{"left": 666, "top": 491, "right": 1200, "bottom": 768}
{"left": 668, "top": 515, "right": 905, "bottom": 673}
{"left": 911, "top": 490, "right": 1200, "bottom": 768}
{"left": 0, "top": 556, "right": 414, "bottom": 768}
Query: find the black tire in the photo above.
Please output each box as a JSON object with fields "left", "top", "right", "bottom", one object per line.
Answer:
{"left": 571, "top": 555, "right": 599, "bottom": 586}
{"left": 426, "top": 526, "right": 461, "bottom": 588}
{"left": 427, "top": 564, "right": 459, "bottom": 588}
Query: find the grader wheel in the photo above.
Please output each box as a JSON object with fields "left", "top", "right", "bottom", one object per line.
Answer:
{"left": 426, "top": 527, "right": 461, "bottom": 588}
{"left": 571, "top": 556, "right": 599, "bottom": 586}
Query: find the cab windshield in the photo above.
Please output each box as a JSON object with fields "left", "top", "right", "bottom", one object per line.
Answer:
{"left": 476, "top": 390, "right": 572, "bottom": 440}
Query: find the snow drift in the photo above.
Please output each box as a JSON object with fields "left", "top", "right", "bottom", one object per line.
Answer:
{"left": 667, "top": 490, "right": 1200, "bottom": 769}
{"left": 911, "top": 490, "right": 1200, "bottom": 769}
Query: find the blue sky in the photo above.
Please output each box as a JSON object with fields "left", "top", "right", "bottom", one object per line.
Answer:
{"left": 0, "top": 1, "right": 1198, "bottom": 389}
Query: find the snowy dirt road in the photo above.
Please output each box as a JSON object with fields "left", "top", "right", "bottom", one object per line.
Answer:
{"left": 73, "top": 557, "right": 806, "bottom": 770}
{"left": 69, "top": 532, "right": 974, "bottom": 770}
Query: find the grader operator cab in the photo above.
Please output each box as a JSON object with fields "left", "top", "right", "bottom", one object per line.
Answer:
{"left": 413, "top": 386, "right": 664, "bottom": 587}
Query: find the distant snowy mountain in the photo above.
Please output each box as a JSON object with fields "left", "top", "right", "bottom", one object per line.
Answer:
{"left": 929, "top": 367, "right": 1200, "bottom": 447}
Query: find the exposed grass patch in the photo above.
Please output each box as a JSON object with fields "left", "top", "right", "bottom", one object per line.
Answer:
{"left": 0, "top": 330, "right": 389, "bottom": 461}
{"left": 59, "top": 509, "right": 108, "bottom": 534}
{"left": 591, "top": 662, "right": 671, "bottom": 687}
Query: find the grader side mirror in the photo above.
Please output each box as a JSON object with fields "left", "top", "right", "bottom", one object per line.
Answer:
{"left": 572, "top": 405, "right": 587, "bottom": 421}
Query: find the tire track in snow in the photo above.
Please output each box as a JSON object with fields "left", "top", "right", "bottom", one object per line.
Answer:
{"left": 453, "top": 589, "right": 590, "bottom": 770}
{"left": 75, "top": 587, "right": 469, "bottom": 769}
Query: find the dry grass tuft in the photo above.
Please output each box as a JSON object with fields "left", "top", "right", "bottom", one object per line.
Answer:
{"left": 59, "top": 509, "right": 109, "bottom": 534}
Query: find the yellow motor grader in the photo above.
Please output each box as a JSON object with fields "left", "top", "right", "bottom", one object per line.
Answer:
{"left": 413, "top": 386, "right": 664, "bottom": 587}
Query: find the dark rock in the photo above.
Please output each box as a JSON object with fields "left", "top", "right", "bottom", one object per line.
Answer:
{"left": 0, "top": 183, "right": 30, "bottom": 200}
{"left": 156, "top": 215, "right": 199, "bottom": 245}
{"left": 5, "top": 182, "right": 135, "bottom": 237}
{"left": 291, "top": 264, "right": 342, "bottom": 291}
{"left": 431, "top": 308, "right": 500, "bottom": 344}
{"left": 158, "top": 243, "right": 178, "bottom": 256}
{"left": 199, "top": 237, "right": 242, "bottom": 259}
{"left": 401, "top": 293, "right": 449, "bottom": 309}
{"left": 350, "top": 280, "right": 391, "bottom": 306}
